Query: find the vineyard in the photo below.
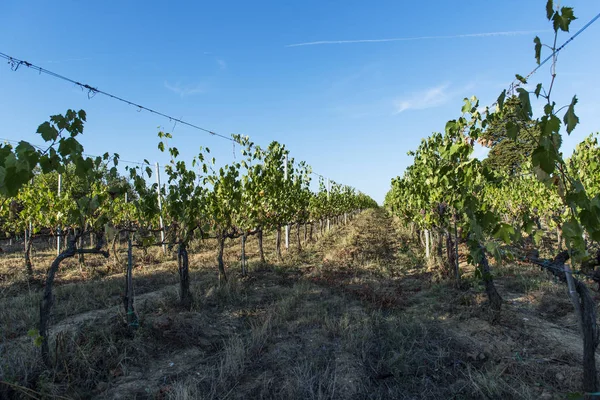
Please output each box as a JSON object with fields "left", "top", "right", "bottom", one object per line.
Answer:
{"left": 1, "top": 1, "right": 600, "bottom": 399}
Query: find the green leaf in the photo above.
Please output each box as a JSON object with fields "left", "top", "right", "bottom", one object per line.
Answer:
{"left": 523, "top": 219, "right": 535, "bottom": 234}
{"left": 563, "top": 219, "right": 582, "bottom": 238}
{"left": 497, "top": 90, "right": 506, "bottom": 112}
{"left": 158, "top": 142, "right": 165, "bottom": 152}
{"left": 447, "top": 143, "right": 460, "bottom": 157}
{"left": 461, "top": 98, "right": 472, "bottom": 113}
{"left": 15, "top": 141, "right": 39, "bottom": 167}
{"left": 37, "top": 122, "right": 58, "bottom": 142}
{"left": 517, "top": 88, "right": 532, "bottom": 118}
{"left": 563, "top": 218, "right": 585, "bottom": 252}
{"left": 546, "top": 0, "right": 554, "bottom": 20}
{"left": 481, "top": 211, "right": 498, "bottom": 230}
{"left": 533, "top": 165, "right": 550, "bottom": 182}
{"left": 534, "top": 37, "right": 542, "bottom": 64}
{"left": 564, "top": 96, "right": 579, "bottom": 134}
{"left": 494, "top": 223, "right": 515, "bottom": 244}
{"left": 506, "top": 121, "right": 519, "bottom": 140}
{"left": 27, "top": 328, "right": 43, "bottom": 347}
{"left": 445, "top": 120, "right": 456, "bottom": 135}
{"left": 57, "top": 137, "right": 83, "bottom": 158}
{"left": 0, "top": 166, "right": 6, "bottom": 194}
{"left": 534, "top": 83, "right": 542, "bottom": 98}
{"left": 553, "top": 7, "right": 576, "bottom": 32}
{"left": 541, "top": 114, "right": 561, "bottom": 136}
{"left": 515, "top": 74, "right": 527, "bottom": 84}
{"left": 532, "top": 143, "right": 556, "bottom": 174}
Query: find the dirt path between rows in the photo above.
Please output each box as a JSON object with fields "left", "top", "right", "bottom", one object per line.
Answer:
{"left": 2, "top": 210, "right": 597, "bottom": 399}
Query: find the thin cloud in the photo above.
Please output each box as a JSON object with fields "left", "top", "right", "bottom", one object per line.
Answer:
{"left": 394, "top": 83, "right": 451, "bottom": 113}
{"left": 164, "top": 81, "right": 206, "bottom": 97}
{"left": 394, "top": 81, "right": 479, "bottom": 114}
{"left": 44, "top": 57, "right": 92, "bottom": 64}
{"left": 216, "top": 58, "right": 227, "bottom": 70}
{"left": 286, "top": 30, "right": 547, "bottom": 47}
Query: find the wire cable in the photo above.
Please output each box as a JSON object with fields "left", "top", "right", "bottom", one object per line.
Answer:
{"left": 0, "top": 52, "right": 233, "bottom": 142}
{"left": 494, "top": 10, "right": 600, "bottom": 105}
{"left": 17, "top": 9, "right": 599, "bottom": 193}
{"left": 0, "top": 52, "right": 355, "bottom": 187}
{"left": 0, "top": 137, "right": 158, "bottom": 168}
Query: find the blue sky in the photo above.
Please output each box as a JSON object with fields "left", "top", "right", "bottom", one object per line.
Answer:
{"left": 1, "top": 0, "right": 599, "bottom": 203}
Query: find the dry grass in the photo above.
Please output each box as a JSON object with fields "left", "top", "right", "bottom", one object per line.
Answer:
{"left": 0, "top": 211, "right": 593, "bottom": 399}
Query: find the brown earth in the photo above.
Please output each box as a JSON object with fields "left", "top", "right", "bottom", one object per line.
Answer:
{"left": 0, "top": 209, "right": 595, "bottom": 399}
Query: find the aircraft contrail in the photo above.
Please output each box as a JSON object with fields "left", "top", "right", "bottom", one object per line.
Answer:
{"left": 286, "top": 30, "right": 547, "bottom": 47}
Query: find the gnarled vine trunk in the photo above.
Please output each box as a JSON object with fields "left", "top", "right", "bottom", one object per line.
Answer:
{"left": 124, "top": 236, "right": 138, "bottom": 327}
{"left": 217, "top": 235, "right": 228, "bottom": 283}
{"left": 478, "top": 247, "right": 502, "bottom": 316}
{"left": 177, "top": 242, "right": 192, "bottom": 309}
{"left": 445, "top": 232, "right": 457, "bottom": 279}
{"left": 78, "top": 235, "right": 85, "bottom": 271}
{"left": 24, "top": 228, "right": 33, "bottom": 278}
{"left": 257, "top": 229, "right": 265, "bottom": 263}
{"left": 241, "top": 233, "right": 247, "bottom": 276}
{"left": 434, "top": 230, "right": 444, "bottom": 273}
{"left": 296, "top": 223, "right": 302, "bottom": 251}
{"left": 528, "top": 251, "right": 599, "bottom": 394}
{"left": 453, "top": 220, "right": 460, "bottom": 281}
{"left": 40, "top": 234, "right": 108, "bottom": 366}
{"left": 575, "top": 278, "right": 599, "bottom": 394}
{"left": 111, "top": 233, "right": 121, "bottom": 266}
{"left": 275, "top": 225, "right": 283, "bottom": 261}
{"left": 40, "top": 241, "right": 75, "bottom": 366}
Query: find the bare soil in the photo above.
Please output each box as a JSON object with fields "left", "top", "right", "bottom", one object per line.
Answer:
{"left": 0, "top": 209, "right": 595, "bottom": 399}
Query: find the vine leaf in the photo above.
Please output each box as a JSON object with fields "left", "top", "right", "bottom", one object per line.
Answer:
{"left": 506, "top": 121, "right": 519, "bottom": 140}
{"left": 534, "top": 83, "right": 543, "bottom": 98}
{"left": 564, "top": 96, "right": 579, "bottom": 134}
{"left": 37, "top": 122, "right": 58, "bottom": 142}
{"left": 494, "top": 223, "right": 515, "bottom": 244}
{"left": 27, "top": 328, "right": 43, "bottom": 347}
{"left": 461, "top": 98, "right": 472, "bottom": 113}
{"left": 532, "top": 141, "right": 556, "bottom": 174}
{"left": 517, "top": 88, "right": 532, "bottom": 118}
{"left": 497, "top": 90, "right": 506, "bottom": 112}
{"left": 515, "top": 74, "right": 528, "bottom": 84}
{"left": 562, "top": 218, "right": 585, "bottom": 252}
{"left": 534, "top": 37, "right": 542, "bottom": 64}
{"left": 546, "top": 0, "right": 554, "bottom": 20}
{"left": 553, "top": 7, "right": 576, "bottom": 32}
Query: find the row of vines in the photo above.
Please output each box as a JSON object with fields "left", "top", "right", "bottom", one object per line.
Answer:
{"left": 0, "top": 112, "right": 377, "bottom": 366}
{"left": 385, "top": 1, "right": 600, "bottom": 395}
